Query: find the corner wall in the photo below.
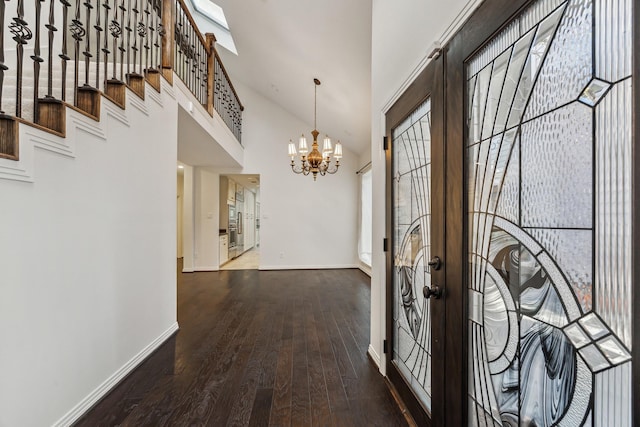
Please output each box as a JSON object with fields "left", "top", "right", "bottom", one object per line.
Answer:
{"left": 0, "top": 82, "right": 178, "bottom": 427}
{"left": 234, "top": 82, "right": 360, "bottom": 270}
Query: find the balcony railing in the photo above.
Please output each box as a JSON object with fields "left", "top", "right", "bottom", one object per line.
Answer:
{"left": 0, "top": 0, "right": 243, "bottom": 160}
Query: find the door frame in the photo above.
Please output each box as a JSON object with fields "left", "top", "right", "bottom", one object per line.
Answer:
{"left": 384, "top": 53, "right": 446, "bottom": 427}
{"left": 386, "top": 0, "right": 639, "bottom": 425}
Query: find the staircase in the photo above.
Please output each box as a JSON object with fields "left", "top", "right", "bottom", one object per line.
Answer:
{"left": 0, "top": 0, "right": 243, "bottom": 171}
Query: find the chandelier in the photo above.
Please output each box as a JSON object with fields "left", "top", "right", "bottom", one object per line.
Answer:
{"left": 288, "top": 78, "right": 343, "bottom": 180}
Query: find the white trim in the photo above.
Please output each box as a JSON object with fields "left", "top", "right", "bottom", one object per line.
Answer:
{"left": 51, "top": 322, "right": 179, "bottom": 427}
{"left": 368, "top": 344, "right": 381, "bottom": 369}
{"left": 103, "top": 98, "right": 130, "bottom": 127}
{"left": 381, "top": 0, "right": 483, "bottom": 114}
{"left": 29, "top": 128, "right": 75, "bottom": 159}
{"left": 162, "top": 78, "right": 177, "bottom": 99}
{"left": 259, "top": 264, "right": 360, "bottom": 271}
{"left": 147, "top": 83, "right": 164, "bottom": 107}
{"left": 194, "top": 266, "right": 219, "bottom": 272}
{"left": 358, "top": 263, "right": 372, "bottom": 277}
{"left": 69, "top": 110, "right": 107, "bottom": 141}
{"left": 182, "top": 267, "right": 195, "bottom": 273}
{"left": 128, "top": 91, "right": 149, "bottom": 116}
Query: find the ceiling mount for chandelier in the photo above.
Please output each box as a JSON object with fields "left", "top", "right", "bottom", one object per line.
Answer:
{"left": 287, "top": 78, "right": 343, "bottom": 181}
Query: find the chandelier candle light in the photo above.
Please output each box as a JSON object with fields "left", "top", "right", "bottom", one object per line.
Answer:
{"left": 288, "top": 78, "right": 343, "bottom": 180}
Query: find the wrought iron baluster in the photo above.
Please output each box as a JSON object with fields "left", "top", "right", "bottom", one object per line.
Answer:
{"left": 70, "top": 0, "right": 85, "bottom": 103}
{"left": 125, "top": 0, "right": 131, "bottom": 75}
{"left": 101, "top": 0, "right": 109, "bottom": 87}
{"left": 44, "top": 0, "right": 57, "bottom": 99}
{"left": 83, "top": 0, "right": 93, "bottom": 86}
{"left": 200, "top": 44, "right": 205, "bottom": 103}
{"left": 0, "top": 0, "right": 8, "bottom": 114}
{"left": 152, "top": 0, "right": 160, "bottom": 70}
{"left": 118, "top": 0, "right": 125, "bottom": 79}
{"left": 59, "top": 0, "right": 70, "bottom": 101}
{"left": 10, "top": 0, "right": 32, "bottom": 117}
{"left": 143, "top": 0, "right": 149, "bottom": 73}
{"left": 108, "top": 0, "right": 121, "bottom": 80}
{"left": 31, "top": 0, "right": 44, "bottom": 118}
{"left": 94, "top": 0, "right": 102, "bottom": 88}
{"left": 130, "top": 0, "right": 138, "bottom": 74}
{"left": 136, "top": 0, "right": 145, "bottom": 75}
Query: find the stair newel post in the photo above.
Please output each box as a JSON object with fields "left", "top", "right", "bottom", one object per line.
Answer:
{"left": 10, "top": 0, "right": 32, "bottom": 117}
{"left": 205, "top": 32, "right": 214, "bottom": 117}
{"left": 82, "top": 0, "right": 92, "bottom": 86}
{"left": 44, "top": 0, "right": 56, "bottom": 98}
{"left": 59, "top": 0, "right": 70, "bottom": 101}
{"left": 160, "top": 0, "right": 172, "bottom": 83}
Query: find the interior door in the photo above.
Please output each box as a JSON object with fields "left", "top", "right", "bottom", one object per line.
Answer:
{"left": 385, "top": 55, "right": 445, "bottom": 426}
{"left": 459, "top": 0, "right": 636, "bottom": 425}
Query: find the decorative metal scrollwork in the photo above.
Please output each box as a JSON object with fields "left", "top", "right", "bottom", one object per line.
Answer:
{"left": 9, "top": 18, "right": 32, "bottom": 44}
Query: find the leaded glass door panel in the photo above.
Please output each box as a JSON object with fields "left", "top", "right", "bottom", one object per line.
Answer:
{"left": 386, "top": 57, "right": 445, "bottom": 426}
{"left": 464, "top": 0, "right": 634, "bottom": 425}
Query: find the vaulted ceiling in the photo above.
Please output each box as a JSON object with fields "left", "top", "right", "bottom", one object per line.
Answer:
{"left": 211, "top": 0, "right": 372, "bottom": 156}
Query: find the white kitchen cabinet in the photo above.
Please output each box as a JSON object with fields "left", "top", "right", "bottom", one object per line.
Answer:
{"left": 219, "top": 234, "right": 229, "bottom": 265}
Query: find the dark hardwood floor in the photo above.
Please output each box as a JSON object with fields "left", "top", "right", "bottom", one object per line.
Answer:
{"left": 74, "top": 263, "right": 407, "bottom": 426}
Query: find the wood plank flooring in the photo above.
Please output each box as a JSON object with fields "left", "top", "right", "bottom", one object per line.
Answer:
{"left": 73, "top": 265, "right": 407, "bottom": 427}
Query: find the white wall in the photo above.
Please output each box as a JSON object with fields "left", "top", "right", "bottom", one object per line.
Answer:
{"left": 234, "top": 82, "right": 360, "bottom": 269}
{"left": 369, "top": 0, "right": 482, "bottom": 371}
{"left": 0, "top": 82, "right": 178, "bottom": 427}
{"left": 177, "top": 171, "right": 184, "bottom": 258}
{"left": 193, "top": 168, "right": 221, "bottom": 271}
{"left": 244, "top": 189, "right": 256, "bottom": 251}
{"left": 182, "top": 164, "right": 196, "bottom": 272}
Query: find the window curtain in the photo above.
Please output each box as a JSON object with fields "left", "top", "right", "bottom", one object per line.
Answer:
{"left": 358, "top": 168, "right": 372, "bottom": 267}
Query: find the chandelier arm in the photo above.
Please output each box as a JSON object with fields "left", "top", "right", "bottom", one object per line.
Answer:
{"left": 325, "top": 162, "right": 340, "bottom": 175}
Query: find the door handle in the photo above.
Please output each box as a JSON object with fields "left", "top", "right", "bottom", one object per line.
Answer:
{"left": 428, "top": 256, "right": 442, "bottom": 270}
{"left": 423, "top": 285, "right": 443, "bottom": 299}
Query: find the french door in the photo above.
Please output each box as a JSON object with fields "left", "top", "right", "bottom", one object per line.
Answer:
{"left": 386, "top": 0, "right": 637, "bottom": 425}
{"left": 385, "top": 56, "right": 447, "bottom": 426}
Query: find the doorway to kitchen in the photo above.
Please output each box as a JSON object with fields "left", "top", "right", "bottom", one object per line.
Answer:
{"left": 220, "top": 174, "right": 260, "bottom": 270}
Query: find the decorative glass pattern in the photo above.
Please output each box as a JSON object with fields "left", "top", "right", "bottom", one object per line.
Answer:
{"left": 392, "top": 99, "right": 433, "bottom": 411}
{"left": 465, "top": 0, "right": 633, "bottom": 425}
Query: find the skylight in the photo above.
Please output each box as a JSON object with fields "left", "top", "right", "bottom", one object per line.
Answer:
{"left": 191, "top": 0, "right": 229, "bottom": 30}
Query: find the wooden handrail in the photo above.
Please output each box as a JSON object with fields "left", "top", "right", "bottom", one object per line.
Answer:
{"left": 174, "top": 0, "right": 208, "bottom": 50}
{"left": 213, "top": 50, "right": 244, "bottom": 111}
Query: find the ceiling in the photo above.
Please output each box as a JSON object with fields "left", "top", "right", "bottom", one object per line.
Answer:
{"left": 210, "top": 0, "right": 373, "bottom": 155}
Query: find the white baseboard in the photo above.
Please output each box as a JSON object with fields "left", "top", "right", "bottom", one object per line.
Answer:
{"left": 358, "top": 264, "right": 372, "bottom": 277}
{"left": 52, "top": 322, "right": 179, "bottom": 427}
{"left": 194, "top": 266, "right": 219, "bottom": 272}
{"left": 368, "top": 344, "right": 382, "bottom": 369}
{"left": 259, "top": 264, "right": 359, "bottom": 271}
